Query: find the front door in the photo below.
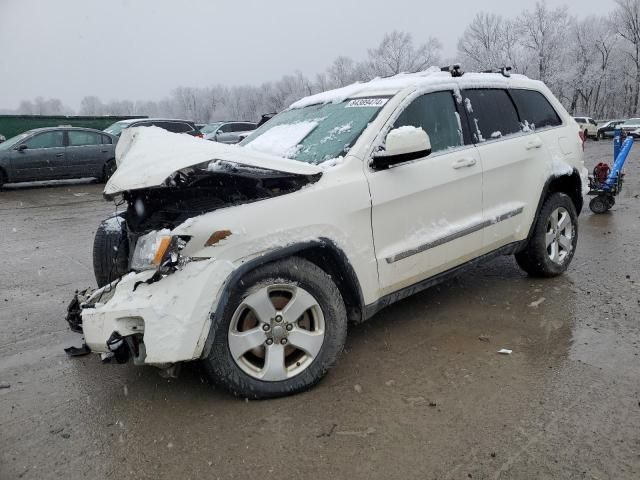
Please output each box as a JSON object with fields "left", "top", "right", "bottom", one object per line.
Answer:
{"left": 366, "top": 90, "right": 484, "bottom": 296}
{"left": 10, "top": 130, "right": 66, "bottom": 181}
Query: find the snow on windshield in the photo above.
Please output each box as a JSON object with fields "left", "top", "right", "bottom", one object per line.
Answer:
{"left": 241, "top": 99, "right": 387, "bottom": 165}
{"left": 244, "top": 121, "right": 319, "bottom": 158}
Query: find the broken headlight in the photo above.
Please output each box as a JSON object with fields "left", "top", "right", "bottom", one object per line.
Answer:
{"left": 130, "top": 230, "right": 189, "bottom": 272}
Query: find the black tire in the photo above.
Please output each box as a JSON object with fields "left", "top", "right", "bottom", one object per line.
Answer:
{"left": 0, "top": 168, "right": 5, "bottom": 190}
{"left": 515, "top": 193, "right": 578, "bottom": 277}
{"left": 589, "top": 195, "right": 610, "bottom": 214}
{"left": 92, "top": 215, "right": 130, "bottom": 287}
{"left": 203, "top": 256, "right": 347, "bottom": 399}
{"left": 102, "top": 159, "right": 117, "bottom": 182}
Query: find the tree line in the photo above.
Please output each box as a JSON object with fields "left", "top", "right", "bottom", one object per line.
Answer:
{"left": 12, "top": 0, "right": 640, "bottom": 122}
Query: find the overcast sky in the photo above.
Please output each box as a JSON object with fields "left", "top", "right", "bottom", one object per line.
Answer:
{"left": 0, "top": 0, "right": 615, "bottom": 110}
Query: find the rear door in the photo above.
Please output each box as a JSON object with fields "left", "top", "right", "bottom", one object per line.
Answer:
{"left": 366, "top": 90, "right": 483, "bottom": 295}
{"left": 462, "top": 88, "right": 549, "bottom": 252}
{"left": 10, "top": 130, "right": 66, "bottom": 181}
{"left": 66, "top": 130, "right": 110, "bottom": 178}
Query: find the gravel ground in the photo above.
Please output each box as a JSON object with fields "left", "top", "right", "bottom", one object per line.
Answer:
{"left": 1, "top": 140, "right": 639, "bottom": 479}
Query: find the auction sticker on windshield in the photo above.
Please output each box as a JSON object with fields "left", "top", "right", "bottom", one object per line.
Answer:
{"left": 346, "top": 98, "right": 389, "bottom": 108}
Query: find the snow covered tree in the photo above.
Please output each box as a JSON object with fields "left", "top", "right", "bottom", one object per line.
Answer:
{"left": 367, "top": 31, "right": 442, "bottom": 77}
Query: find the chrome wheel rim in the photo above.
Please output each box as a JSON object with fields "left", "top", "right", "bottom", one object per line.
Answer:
{"left": 228, "top": 284, "right": 325, "bottom": 381}
{"left": 546, "top": 207, "right": 573, "bottom": 265}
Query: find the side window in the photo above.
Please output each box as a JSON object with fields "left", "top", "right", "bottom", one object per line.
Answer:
{"left": 463, "top": 89, "right": 521, "bottom": 142}
{"left": 392, "top": 91, "right": 464, "bottom": 153}
{"left": 24, "top": 131, "right": 64, "bottom": 149}
{"left": 510, "top": 89, "right": 562, "bottom": 130}
{"left": 241, "top": 123, "right": 257, "bottom": 131}
{"left": 101, "top": 135, "right": 113, "bottom": 144}
{"left": 68, "top": 131, "right": 101, "bottom": 146}
{"left": 218, "top": 124, "right": 231, "bottom": 133}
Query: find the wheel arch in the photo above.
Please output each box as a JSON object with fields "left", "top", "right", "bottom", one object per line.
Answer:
{"left": 523, "top": 169, "right": 583, "bottom": 245}
{"left": 201, "top": 238, "right": 365, "bottom": 358}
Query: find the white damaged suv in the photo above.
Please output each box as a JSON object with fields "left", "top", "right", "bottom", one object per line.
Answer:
{"left": 69, "top": 67, "right": 587, "bottom": 398}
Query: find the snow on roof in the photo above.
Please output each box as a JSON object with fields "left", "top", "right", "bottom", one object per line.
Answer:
{"left": 289, "top": 67, "right": 540, "bottom": 109}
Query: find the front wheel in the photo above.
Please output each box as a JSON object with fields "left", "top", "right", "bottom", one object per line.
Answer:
{"left": 515, "top": 193, "right": 578, "bottom": 277}
{"left": 102, "top": 159, "right": 117, "bottom": 182}
{"left": 203, "top": 257, "right": 347, "bottom": 399}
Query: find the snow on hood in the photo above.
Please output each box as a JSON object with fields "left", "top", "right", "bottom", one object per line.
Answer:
{"left": 104, "top": 127, "right": 322, "bottom": 195}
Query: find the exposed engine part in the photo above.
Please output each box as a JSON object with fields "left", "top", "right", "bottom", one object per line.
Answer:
{"left": 123, "top": 163, "right": 320, "bottom": 235}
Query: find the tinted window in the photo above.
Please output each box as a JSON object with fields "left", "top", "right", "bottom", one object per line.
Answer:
{"left": 159, "top": 122, "right": 193, "bottom": 133}
{"left": 511, "top": 89, "right": 562, "bottom": 130}
{"left": 101, "top": 135, "right": 112, "bottom": 144}
{"left": 392, "top": 91, "right": 463, "bottom": 153}
{"left": 241, "top": 123, "right": 257, "bottom": 131}
{"left": 24, "top": 131, "right": 64, "bottom": 149}
{"left": 68, "top": 131, "right": 101, "bottom": 146}
{"left": 464, "top": 89, "right": 520, "bottom": 142}
{"left": 575, "top": 118, "right": 586, "bottom": 124}
{"left": 218, "top": 123, "right": 232, "bottom": 133}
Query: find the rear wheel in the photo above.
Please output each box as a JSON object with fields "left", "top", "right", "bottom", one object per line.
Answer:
{"left": 515, "top": 193, "right": 578, "bottom": 277}
{"left": 0, "top": 168, "right": 5, "bottom": 190}
{"left": 203, "top": 257, "right": 347, "bottom": 399}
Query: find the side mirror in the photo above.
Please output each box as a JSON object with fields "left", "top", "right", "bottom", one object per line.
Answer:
{"left": 17, "top": 144, "right": 28, "bottom": 152}
{"left": 372, "top": 127, "right": 431, "bottom": 170}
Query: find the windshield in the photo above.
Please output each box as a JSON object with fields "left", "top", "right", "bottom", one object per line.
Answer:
{"left": 201, "top": 122, "right": 223, "bottom": 134}
{"left": 0, "top": 132, "right": 31, "bottom": 151}
{"left": 104, "top": 121, "right": 130, "bottom": 136}
{"left": 240, "top": 98, "right": 389, "bottom": 164}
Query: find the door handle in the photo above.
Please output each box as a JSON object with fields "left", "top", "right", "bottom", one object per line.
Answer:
{"left": 101, "top": 149, "right": 109, "bottom": 153}
{"left": 452, "top": 158, "right": 477, "bottom": 169}
{"left": 55, "top": 153, "right": 64, "bottom": 157}
{"left": 525, "top": 138, "right": 543, "bottom": 150}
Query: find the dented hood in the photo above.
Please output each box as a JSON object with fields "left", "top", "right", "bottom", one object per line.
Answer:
{"left": 104, "top": 127, "right": 322, "bottom": 196}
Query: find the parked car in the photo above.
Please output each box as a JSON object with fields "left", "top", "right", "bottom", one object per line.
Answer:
{"left": 620, "top": 118, "right": 640, "bottom": 137}
{"left": 574, "top": 116, "right": 598, "bottom": 139}
{"left": 72, "top": 69, "right": 586, "bottom": 399}
{"left": 201, "top": 121, "right": 257, "bottom": 143}
{"left": 104, "top": 118, "right": 203, "bottom": 138}
{"left": 597, "top": 120, "right": 625, "bottom": 139}
{"left": 0, "top": 127, "right": 117, "bottom": 188}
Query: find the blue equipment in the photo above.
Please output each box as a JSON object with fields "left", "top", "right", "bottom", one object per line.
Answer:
{"left": 588, "top": 127, "right": 633, "bottom": 214}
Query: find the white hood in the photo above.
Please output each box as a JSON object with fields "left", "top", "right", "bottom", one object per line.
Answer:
{"left": 104, "top": 127, "right": 322, "bottom": 195}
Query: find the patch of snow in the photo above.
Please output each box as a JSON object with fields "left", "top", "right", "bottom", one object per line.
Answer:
{"left": 464, "top": 98, "right": 473, "bottom": 113}
{"left": 106, "top": 127, "right": 322, "bottom": 196}
{"left": 320, "top": 122, "right": 353, "bottom": 144}
{"left": 550, "top": 155, "right": 574, "bottom": 176}
{"left": 289, "top": 68, "right": 540, "bottom": 109}
{"left": 244, "top": 121, "right": 319, "bottom": 158}
{"left": 103, "top": 216, "right": 124, "bottom": 233}
{"left": 491, "top": 131, "right": 503, "bottom": 139}
{"left": 318, "top": 156, "right": 345, "bottom": 169}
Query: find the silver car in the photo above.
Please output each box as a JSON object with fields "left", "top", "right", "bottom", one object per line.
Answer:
{"left": 201, "top": 121, "right": 257, "bottom": 144}
{"left": 0, "top": 127, "right": 117, "bottom": 188}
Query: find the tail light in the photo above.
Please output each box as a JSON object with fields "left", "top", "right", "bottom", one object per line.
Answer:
{"left": 196, "top": 132, "right": 204, "bottom": 139}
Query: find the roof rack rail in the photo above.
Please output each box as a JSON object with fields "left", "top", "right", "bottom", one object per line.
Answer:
{"left": 440, "top": 64, "right": 464, "bottom": 77}
{"left": 482, "top": 66, "right": 512, "bottom": 78}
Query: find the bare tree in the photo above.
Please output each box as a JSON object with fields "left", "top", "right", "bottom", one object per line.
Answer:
{"left": 613, "top": 0, "right": 640, "bottom": 114}
{"left": 518, "top": 1, "right": 570, "bottom": 86}
{"left": 367, "top": 31, "right": 442, "bottom": 77}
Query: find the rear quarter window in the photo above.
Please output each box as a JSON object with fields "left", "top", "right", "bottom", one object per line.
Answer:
{"left": 511, "top": 89, "right": 562, "bottom": 130}
{"left": 463, "top": 89, "right": 521, "bottom": 142}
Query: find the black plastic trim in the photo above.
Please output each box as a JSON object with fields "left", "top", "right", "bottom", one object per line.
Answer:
{"left": 364, "top": 241, "right": 525, "bottom": 320}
